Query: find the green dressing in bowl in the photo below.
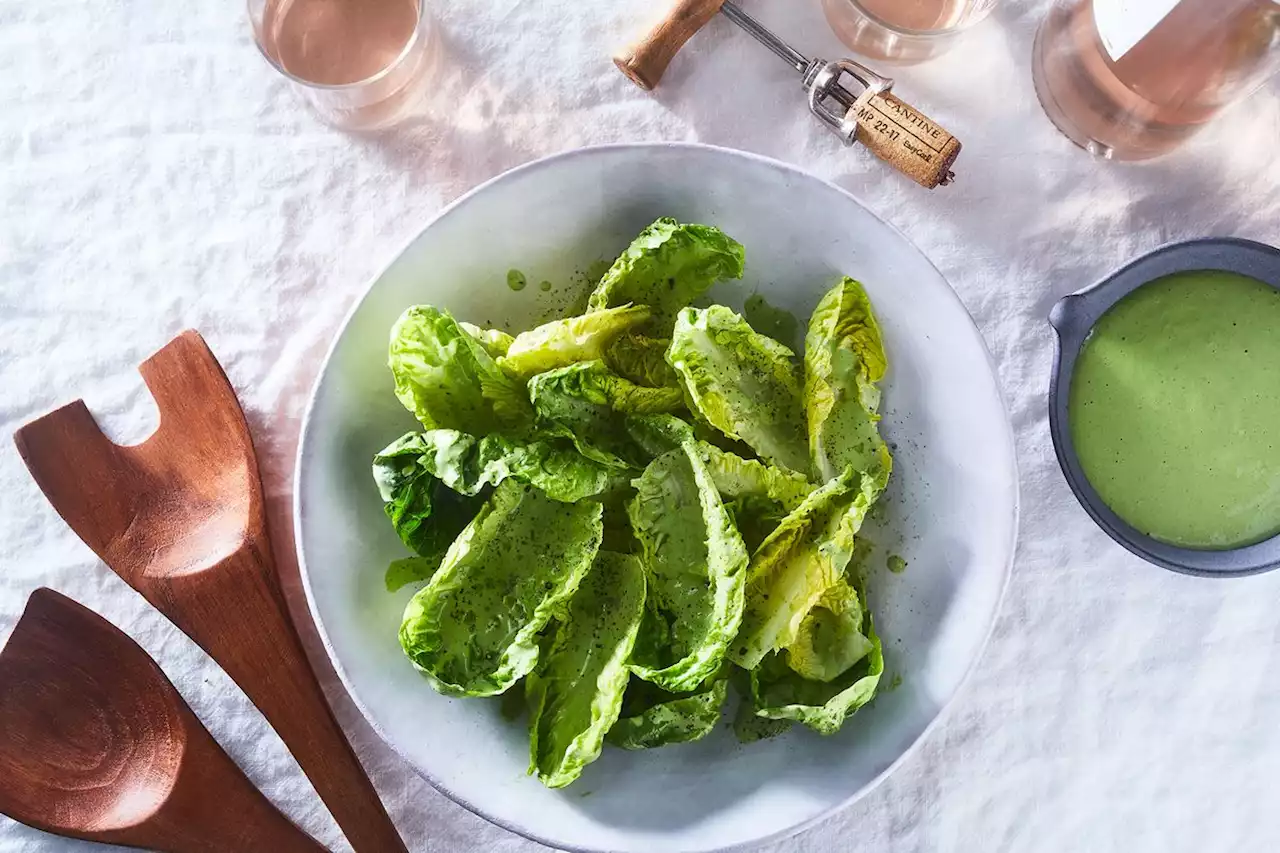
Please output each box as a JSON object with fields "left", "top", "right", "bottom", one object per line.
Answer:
{"left": 1069, "top": 270, "right": 1280, "bottom": 550}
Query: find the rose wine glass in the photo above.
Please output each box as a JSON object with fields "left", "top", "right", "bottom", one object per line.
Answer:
{"left": 822, "top": 0, "right": 999, "bottom": 64}
{"left": 249, "top": 0, "right": 437, "bottom": 130}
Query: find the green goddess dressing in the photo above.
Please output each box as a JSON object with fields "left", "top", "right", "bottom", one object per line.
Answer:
{"left": 1069, "top": 270, "right": 1280, "bottom": 549}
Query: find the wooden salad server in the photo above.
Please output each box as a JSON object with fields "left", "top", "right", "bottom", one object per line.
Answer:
{"left": 13, "top": 331, "right": 408, "bottom": 853}
{"left": 0, "top": 588, "right": 329, "bottom": 853}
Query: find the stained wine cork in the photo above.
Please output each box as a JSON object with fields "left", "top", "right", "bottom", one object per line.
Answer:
{"left": 848, "top": 91, "right": 961, "bottom": 189}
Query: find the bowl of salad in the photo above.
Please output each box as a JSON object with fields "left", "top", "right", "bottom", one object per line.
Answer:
{"left": 296, "top": 143, "right": 1017, "bottom": 853}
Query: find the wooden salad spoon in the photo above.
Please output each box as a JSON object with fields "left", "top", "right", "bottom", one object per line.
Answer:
{"left": 0, "top": 587, "right": 329, "bottom": 852}
{"left": 13, "top": 330, "right": 408, "bottom": 853}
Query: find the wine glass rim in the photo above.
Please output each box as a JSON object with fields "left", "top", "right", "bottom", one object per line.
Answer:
{"left": 842, "top": 0, "right": 996, "bottom": 38}
{"left": 247, "top": 0, "right": 427, "bottom": 92}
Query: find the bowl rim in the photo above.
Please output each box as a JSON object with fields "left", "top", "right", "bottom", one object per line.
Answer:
{"left": 292, "top": 141, "right": 1020, "bottom": 852}
{"left": 1048, "top": 236, "right": 1280, "bottom": 577}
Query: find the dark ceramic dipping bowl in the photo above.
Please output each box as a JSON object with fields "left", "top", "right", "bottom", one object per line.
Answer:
{"left": 1049, "top": 237, "right": 1280, "bottom": 577}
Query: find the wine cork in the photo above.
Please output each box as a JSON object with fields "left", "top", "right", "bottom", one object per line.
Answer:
{"left": 848, "top": 91, "right": 961, "bottom": 189}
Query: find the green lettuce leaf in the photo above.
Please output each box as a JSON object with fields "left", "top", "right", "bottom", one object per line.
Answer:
{"left": 498, "top": 304, "right": 652, "bottom": 378}
{"left": 586, "top": 218, "right": 745, "bottom": 329}
{"left": 527, "top": 551, "right": 647, "bottom": 787}
{"left": 375, "top": 430, "right": 616, "bottom": 504}
{"left": 607, "top": 676, "right": 728, "bottom": 750}
{"left": 752, "top": 603, "right": 884, "bottom": 735}
{"left": 372, "top": 438, "right": 438, "bottom": 553}
{"left": 624, "top": 415, "right": 813, "bottom": 518}
{"left": 623, "top": 413, "right": 696, "bottom": 457}
{"left": 725, "top": 495, "right": 790, "bottom": 555}
{"left": 372, "top": 435, "right": 485, "bottom": 586}
{"left": 785, "top": 579, "right": 874, "bottom": 682}
{"left": 389, "top": 305, "right": 531, "bottom": 433}
{"left": 377, "top": 482, "right": 479, "bottom": 590}
{"left": 805, "top": 278, "right": 892, "bottom": 484}
{"left": 628, "top": 592, "right": 670, "bottom": 675}
{"left": 733, "top": 703, "right": 793, "bottom": 743}
{"left": 384, "top": 557, "right": 441, "bottom": 593}
{"left": 732, "top": 679, "right": 793, "bottom": 744}
{"left": 460, "top": 322, "right": 515, "bottom": 358}
{"left": 695, "top": 443, "right": 813, "bottom": 510}
{"left": 604, "top": 334, "right": 681, "bottom": 389}
{"left": 703, "top": 444, "right": 814, "bottom": 551}
{"left": 399, "top": 481, "right": 603, "bottom": 697}
{"left": 729, "top": 468, "right": 883, "bottom": 670}
{"left": 529, "top": 361, "right": 684, "bottom": 470}
{"left": 627, "top": 444, "right": 749, "bottom": 692}
{"left": 618, "top": 377, "right": 757, "bottom": 460}
{"left": 668, "top": 306, "right": 809, "bottom": 473}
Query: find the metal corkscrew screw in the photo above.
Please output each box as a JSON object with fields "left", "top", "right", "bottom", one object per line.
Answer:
{"left": 615, "top": 0, "right": 963, "bottom": 189}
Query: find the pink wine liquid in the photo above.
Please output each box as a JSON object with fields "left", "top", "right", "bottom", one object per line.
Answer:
{"left": 1033, "top": 0, "right": 1280, "bottom": 159}
{"left": 853, "top": 0, "right": 969, "bottom": 30}
{"left": 255, "top": 0, "right": 434, "bottom": 129}
{"left": 263, "top": 0, "right": 420, "bottom": 86}
{"left": 822, "top": 0, "right": 993, "bottom": 63}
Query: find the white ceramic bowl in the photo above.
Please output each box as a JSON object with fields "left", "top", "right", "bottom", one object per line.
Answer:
{"left": 296, "top": 144, "right": 1017, "bottom": 853}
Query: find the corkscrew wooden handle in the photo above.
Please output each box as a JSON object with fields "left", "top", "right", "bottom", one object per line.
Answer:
{"left": 614, "top": 0, "right": 725, "bottom": 90}
{"left": 848, "top": 91, "right": 961, "bottom": 189}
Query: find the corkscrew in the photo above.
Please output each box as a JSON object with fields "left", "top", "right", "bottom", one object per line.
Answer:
{"left": 615, "top": 0, "right": 962, "bottom": 189}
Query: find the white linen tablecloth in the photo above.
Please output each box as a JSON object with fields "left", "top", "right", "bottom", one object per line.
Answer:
{"left": 3, "top": 0, "right": 1280, "bottom": 850}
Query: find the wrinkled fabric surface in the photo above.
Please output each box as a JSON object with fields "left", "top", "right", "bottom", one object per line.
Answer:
{"left": 3, "top": 0, "right": 1280, "bottom": 851}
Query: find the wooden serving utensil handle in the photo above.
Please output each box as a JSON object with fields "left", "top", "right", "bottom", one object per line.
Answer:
{"left": 847, "top": 91, "right": 962, "bottom": 189}
{"left": 167, "top": 544, "right": 408, "bottom": 853}
{"left": 614, "top": 0, "right": 725, "bottom": 90}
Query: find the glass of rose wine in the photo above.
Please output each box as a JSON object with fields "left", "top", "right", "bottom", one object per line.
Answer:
{"left": 1033, "top": 0, "right": 1280, "bottom": 160}
{"left": 249, "top": 0, "right": 437, "bottom": 131}
{"left": 822, "top": 0, "right": 1000, "bottom": 64}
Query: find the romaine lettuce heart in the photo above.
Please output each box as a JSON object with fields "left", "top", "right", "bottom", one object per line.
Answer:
{"left": 627, "top": 444, "right": 749, "bottom": 693}
{"left": 459, "top": 322, "right": 515, "bottom": 358}
{"left": 806, "top": 278, "right": 892, "bottom": 485}
{"left": 604, "top": 333, "right": 681, "bottom": 389}
{"left": 377, "top": 429, "right": 618, "bottom": 503}
{"left": 668, "top": 306, "right": 810, "bottom": 474}
{"left": 751, "top": 606, "right": 884, "bottom": 735}
{"left": 586, "top": 218, "right": 745, "bottom": 331}
{"left": 372, "top": 433, "right": 486, "bottom": 587}
{"left": 528, "top": 361, "right": 684, "bottom": 470}
{"left": 607, "top": 675, "right": 728, "bottom": 750}
{"left": 398, "top": 482, "right": 603, "bottom": 697}
{"left": 625, "top": 414, "right": 814, "bottom": 550}
{"left": 499, "top": 304, "right": 652, "bottom": 378}
{"left": 785, "top": 578, "right": 874, "bottom": 682}
{"left": 695, "top": 442, "right": 814, "bottom": 511}
{"left": 730, "top": 467, "right": 883, "bottom": 670}
{"left": 622, "top": 413, "right": 696, "bottom": 457}
{"left": 389, "top": 305, "right": 531, "bottom": 434}
{"left": 527, "top": 551, "right": 647, "bottom": 788}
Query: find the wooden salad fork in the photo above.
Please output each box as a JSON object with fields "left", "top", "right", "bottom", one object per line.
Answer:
{"left": 0, "top": 588, "right": 329, "bottom": 853}
{"left": 14, "top": 330, "right": 408, "bottom": 853}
